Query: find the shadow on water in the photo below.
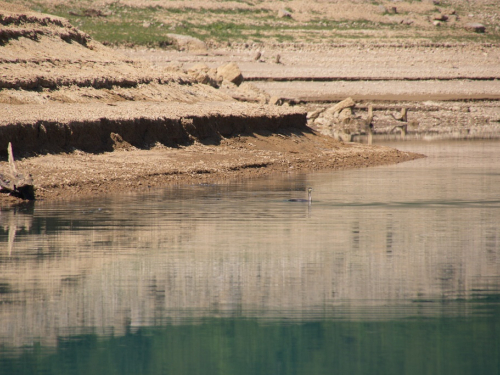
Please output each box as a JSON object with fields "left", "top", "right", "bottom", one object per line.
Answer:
{"left": 1, "top": 140, "right": 500, "bottom": 374}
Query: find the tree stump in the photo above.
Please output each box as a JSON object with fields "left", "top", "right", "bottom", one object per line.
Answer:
{"left": 0, "top": 143, "right": 35, "bottom": 200}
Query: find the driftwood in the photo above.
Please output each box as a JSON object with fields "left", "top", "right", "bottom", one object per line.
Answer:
{"left": 391, "top": 123, "right": 408, "bottom": 138}
{"left": 0, "top": 143, "right": 35, "bottom": 200}
{"left": 389, "top": 107, "right": 408, "bottom": 138}
{"left": 390, "top": 107, "right": 408, "bottom": 122}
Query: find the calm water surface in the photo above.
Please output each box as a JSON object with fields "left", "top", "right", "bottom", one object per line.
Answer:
{"left": 1, "top": 141, "right": 499, "bottom": 374}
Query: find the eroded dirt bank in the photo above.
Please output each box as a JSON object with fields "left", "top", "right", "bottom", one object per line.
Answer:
{"left": 124, "top": 43, "right": 500, "bottom": 140}
{"left": 0, "top": 100, "right": 422, "bottom": 204}
{"left": 1, "top": 130, "right": 421, "bottom": 204}
{"left": 0, "top": 102, "right": 306, "bottom": 156}
{"left": 0, "top": 5, "right": 425, "bottom": 205}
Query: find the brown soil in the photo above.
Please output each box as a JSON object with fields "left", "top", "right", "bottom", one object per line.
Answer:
{"left": 1, "top": 4, "right": 485, "bottom": 205}
{"left": 2, "top": 133, "right": 420, "bottom": 204}
{"left": 0, "top": 99, "right": 421, "bottom": 204}
{"left": 123, "top": 44, "right": 500, "bottom": 139}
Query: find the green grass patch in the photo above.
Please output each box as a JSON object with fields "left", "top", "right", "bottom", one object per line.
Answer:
{"left": 5, "top": 0, "right": 500, "bottom": 46}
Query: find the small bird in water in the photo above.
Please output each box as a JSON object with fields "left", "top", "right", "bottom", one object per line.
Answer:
{"left": 287, "top": 187, "right": 313, "bottom": 203}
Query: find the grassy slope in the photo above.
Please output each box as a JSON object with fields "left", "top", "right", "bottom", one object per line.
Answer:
{"left": 4, "top": 0, "right": 500, "bottom": 46}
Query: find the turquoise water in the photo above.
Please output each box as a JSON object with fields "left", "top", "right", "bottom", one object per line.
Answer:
{"left": 1, "top": 141, "right": 499, "bottom": 374}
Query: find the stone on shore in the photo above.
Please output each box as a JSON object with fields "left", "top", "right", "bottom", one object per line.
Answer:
{"left": 464, "top": 23, "right": 486, "bottom": 33}
{"left": 278, "top": 9, "right": 292, "bottom": 18}
{"left": 166, "top": 34, "right": 208, "bottom": 53}
{"left": 433, "top": 14, "right": 448, "bottom": 21}
{"left": 217, "top": 62, "right": 244, "bottom": 86}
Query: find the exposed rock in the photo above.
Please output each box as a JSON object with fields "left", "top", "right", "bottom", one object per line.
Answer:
{"left": 338, "top": 107, "right": 353, "bottom": 121}
{"left": 217, "top": 62, "right": 244, "bottom": 86}
{"left": 433, "top": 20, "right": 441, "bottom": 27}
{"left": 433, "top": 14, "right": 448, "bottom": 21}
{"left": 307, "top": 98, "right": 376, "bottom": 141}
{"left": 464, "top": 23, "right": 486, "bottom": 33}
{"left": 331, "top": 97, "right": 356, "bottom": 114}
{"left": 109, "top": 132, "right": 135, "bottom": 151}
{"left": 166, "top": 33, "right": 208, "bottom": 53}
{"left": 190, "top": 71, "right": 220, "bottom": 87}
{"left": 278, "top": 8, "right": 292, "bottom": 18}
{"left": 187, "top": 63, "right": 221, "bottom": 87}
{"left": 307, "top": 108, "right": 324, "bottom": 120}
{"left": 83, "top": 9, "right": 107, "bottom": 18}
{"left": 242, "top": 82, "right": 270, "bottom": 102}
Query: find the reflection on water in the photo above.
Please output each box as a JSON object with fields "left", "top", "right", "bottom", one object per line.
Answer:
{"left": 1, "top": 141, "right": 499, "bottom": 374}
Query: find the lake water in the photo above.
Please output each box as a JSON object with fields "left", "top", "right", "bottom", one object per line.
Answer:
{"left": 1, "top": 141, "right": 499, "bottom": 375}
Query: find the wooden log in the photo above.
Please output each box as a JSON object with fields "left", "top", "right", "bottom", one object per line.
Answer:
{"left": 0, "top": 143, "right": 35, "bottom": 200}
{"left": 390, "top": 107, "right": 408, "bottom": 122}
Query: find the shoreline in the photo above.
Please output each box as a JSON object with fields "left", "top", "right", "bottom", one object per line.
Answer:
{"left": 1, "top": 4, "right": 498, "bottom": 205}
{"left": 0, "top": 129, "right": 424, "bottom": 205}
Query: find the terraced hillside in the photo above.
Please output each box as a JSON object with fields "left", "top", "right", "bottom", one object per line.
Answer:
{"left": 9, "top": 0, "right": 500, "bottom": 46}
{"left": 0, "top": 2, "right": 420, "bottom": 202}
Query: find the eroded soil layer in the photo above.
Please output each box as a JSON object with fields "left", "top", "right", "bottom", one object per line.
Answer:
{"left": 0, "top": 100, "right": 423, "bottom": 203}
{"left": 0, "top": 102, "right": 306, "bottom": 156}
{"left": 0, "top": 5, "right": 424, "bottom": 205}
{"left": 1, "top": 131, "right": 421, "bottom": 204}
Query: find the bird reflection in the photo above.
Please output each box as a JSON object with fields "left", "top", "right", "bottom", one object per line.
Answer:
{"left": 287, "top": 187, "right": 313, "bottom": 204}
